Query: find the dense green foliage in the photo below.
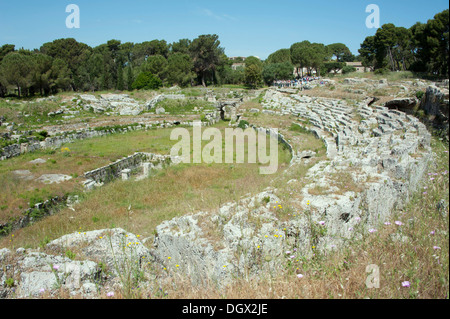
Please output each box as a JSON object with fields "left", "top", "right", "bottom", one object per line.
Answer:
{"left": 358, "top": 9, "right": 448, "bottom": 76}
{"left": 0, "top": 34, "right": 226, "bottom": 96}
{"left": 131, "top": 72, "right": 162, "bottom": 90}
{"left": 0, "top": 8, "right": 446, "bottom": 96}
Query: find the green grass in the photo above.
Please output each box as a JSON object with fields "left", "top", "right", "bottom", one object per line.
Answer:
{"left": 0, "top": 121, "right": 298, "bottom": 246}
{"left": 153, "top": 99, "right": 215, "bottom": 115}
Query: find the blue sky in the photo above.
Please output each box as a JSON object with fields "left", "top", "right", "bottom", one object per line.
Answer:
{"left": 0, "top": 0, "right": 448, "bottom": 59}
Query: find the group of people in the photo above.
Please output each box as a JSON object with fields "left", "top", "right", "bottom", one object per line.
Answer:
{"left": 272, "top": 76, "right": 323, "bottom": 88}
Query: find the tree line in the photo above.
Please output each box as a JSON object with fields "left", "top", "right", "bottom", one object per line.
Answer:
{"left": 0, "top": 8, "right": 447, "bottom": 97}
{"left": 0, "top": 34, "right": 357, "bottom": 96}
{"left": 0, "top": 35, "right": 230, "bottom": 97}
{"left": 359, "top": 9, "right": 448, "bottom": 76}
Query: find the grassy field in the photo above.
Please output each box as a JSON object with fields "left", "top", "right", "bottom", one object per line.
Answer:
{"left": 0, "top": 127, "right": 181, "bottom": 225}
{"left": 0, "top": 120, "right": 300, "bottom": 248}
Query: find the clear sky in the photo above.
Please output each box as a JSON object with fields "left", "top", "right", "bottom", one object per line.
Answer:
{"left": 0, "top": 0, "right": 448, "bottom": 59}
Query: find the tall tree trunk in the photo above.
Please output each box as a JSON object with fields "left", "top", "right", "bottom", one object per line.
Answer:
{"left": 201, "top": 72, "right": 206, "bottom": 87}
{"left": 387, "top": 47, "right": 395, "bottom": 71}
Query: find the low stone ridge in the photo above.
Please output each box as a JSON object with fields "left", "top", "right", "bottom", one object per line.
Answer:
{"left": 0, "top": 195, "right": 68, "bottom": 236}
{"left": 78, "top": 93, "right": 144, "bottom": 116}
{"left": 82, "top": 152, "right": 175, "bottom": 189}
{"left": 0, "top": 228, "right": 150, "bottom": 298}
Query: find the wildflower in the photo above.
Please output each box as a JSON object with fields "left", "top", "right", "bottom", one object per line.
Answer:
{"left": 348, "top": 227, "right": 353, "bottom": 231}
{"left": 395, "top": 221, "right": 403, "bottom": 226}
{"left": 39, "top": 288, "right": 45, "bottom": 293}
{"left": 286, "top": 251, "right": 292, "bottom": 254}
{"left": 176, "top": 265, "right": 179, "bottom": 268}
{"left": 401, "top": 281, "right": 410, "bottom": 288}
{"left": 433, "top": 246, "right": 441, "bottom": 250}
{"left": 53, "top": 265, "right": 60, "bottom": 271}
{"left": 355, "top": 217, "right": 361, "bottom": 222}
{"left": 107, "top": 292, "right": 114, "bottom": 297}
{"left": 168, "top": 257, "right": 171, "bottom": 260}
{"left": 384, "top": 222, "right": 391, "bottom": 226}
{"left": 297, "top": 274, "right": 304, "bottom": 279}
{"left": 430, "top": 231, "right": 435, "bottom": 235}
{"left": 423, "top": 192, "right": 428, "bottom": 195}
{"left": 318, "top": 221, "right": 325, "bottom": 226}
{"left": 368, "top": 229, "right": 377, "bottom": 233}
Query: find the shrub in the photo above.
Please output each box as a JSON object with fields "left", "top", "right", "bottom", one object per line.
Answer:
{"left": 35, "top": 130, "right": 49, "bottom": 141}
{"left": 5, "top": 278, "right": 15, "bottom": 288}
{"left": 374, "top": 68, "right": 389, "bottom": 75}
{"left": 342, "top": 66, "right": 357, "bottom": 74}
{"left": 416, "top": 91, "right": 425, "bottom": 100}
{"left": 132, "top": 72, "right": 162, "bottom": 90}
{"left": 238, "top": 120, "right": 249, "bottom": 129}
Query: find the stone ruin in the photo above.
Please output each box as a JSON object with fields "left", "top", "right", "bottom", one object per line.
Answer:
{"left": 0, "top": 79, "right": 448, "bottom": 298}
{"left": 215, "top": 98, "right": 243, "bottom": 122}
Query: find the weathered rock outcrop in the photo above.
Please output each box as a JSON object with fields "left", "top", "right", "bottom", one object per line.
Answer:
{"left": 150, "top": 88, "right": 433, "bottom": 286}
{"left": 420, "top": 85, "right": 449, "bottom": 141}
{"left": 78, "top": 94, "right": 144, "bottom": 116}
{"left": 385, "top": 97, "right": 418, "bottom": 110}
{"left": 0, "top": 228, "right": 150, "bottom": 299}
